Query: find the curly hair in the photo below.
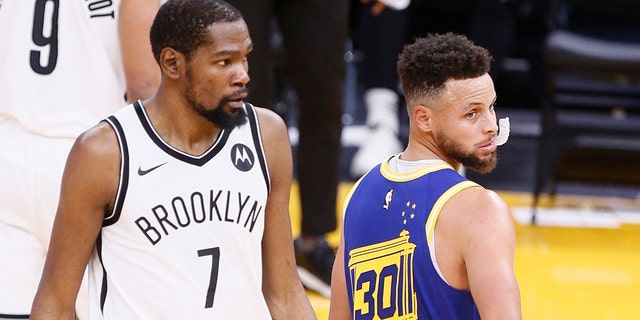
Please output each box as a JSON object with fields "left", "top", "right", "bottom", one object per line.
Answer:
{"left": 397, "top": 33, "right": 492, "bottom": 104}
{"left": 150, "top": 0, "right": 243, "bottom": 63}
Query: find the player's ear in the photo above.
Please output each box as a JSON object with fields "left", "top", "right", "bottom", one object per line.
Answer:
{"left": 159, "top": 48, "right": 183, "bottom": 79}
{"left": 413, "top": 104, "right": 432, "bottom": 132}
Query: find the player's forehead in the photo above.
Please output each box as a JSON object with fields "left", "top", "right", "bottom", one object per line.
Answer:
{"left": 199, "top": 20, "right": 252, "bottom": 57}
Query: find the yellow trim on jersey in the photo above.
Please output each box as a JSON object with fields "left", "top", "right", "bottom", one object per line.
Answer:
{"left": 425, "top": 180, "right": 480, "bottom": 245}
{"left": 380, "top": 157, "right": 454, "bottom": 182}
{"left": 341, "top": 174, "right": 366, "bottom": 221}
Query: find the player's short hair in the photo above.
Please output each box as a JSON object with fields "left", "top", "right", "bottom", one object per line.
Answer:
{"left": 397, "top": 32, "right": 492, "bottom": 104}
{"left": 150, "top": 0, "right": 243, "bottom": 62}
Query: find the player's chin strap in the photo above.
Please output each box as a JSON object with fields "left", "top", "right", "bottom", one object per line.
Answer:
{"left": 494, "top": 117, "right": 510, "bottom": 146}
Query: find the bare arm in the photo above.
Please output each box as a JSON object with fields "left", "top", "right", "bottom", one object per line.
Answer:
{"left": 329, "top": 230, "right": 351, "bottom": 320}
{"left": 257, "top": 108, "right": 317, "bottom": 319}
{"left": 30, "top": 123, "right": 121, "bottom": 319}
{"left": 119, "top": 0, "right": 161, "bottom": 103}
{"left": 465, "top": 190, "right": 521, "bottom": 319}
{"left": 440, "top": 187, "right": 521, "bottom": 319}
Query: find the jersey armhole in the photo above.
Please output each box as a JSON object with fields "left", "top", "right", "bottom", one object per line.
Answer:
{"left": 245, "top": 103, "right": 271, "bottom": 192}
{"left": 425, "top": 180, "right": 480, "bottom": 286}
{"left": 103, "top": 116, "right": 128, "bottom": 226}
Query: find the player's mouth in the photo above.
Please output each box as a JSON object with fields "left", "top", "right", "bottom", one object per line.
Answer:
{"left": 226, "top": 93, "right": 247, "bottom": 110}
{"left": 479, "top": 140, "right": 497, "bottom": 153}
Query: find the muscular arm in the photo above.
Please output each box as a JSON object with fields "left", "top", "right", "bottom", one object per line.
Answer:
{"left": 119, "top": 0, "right": 161, "bottom": 103}
{"left": 438, "top": 187, "right": 522, "bottom": 319}
{"left": 30, "top": 123, "right": 121, "bottom": 319}
{"left": 257, "top": 108, "right": 317, "bottom": 319}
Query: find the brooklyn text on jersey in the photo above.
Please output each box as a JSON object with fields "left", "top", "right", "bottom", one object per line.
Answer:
{"left": 136, "top": 188, "right": 264, "bottom": 245}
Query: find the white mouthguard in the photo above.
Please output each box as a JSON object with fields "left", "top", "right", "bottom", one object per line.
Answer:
{"left": 494, "top": 117, "right": 510, "bottom": 146}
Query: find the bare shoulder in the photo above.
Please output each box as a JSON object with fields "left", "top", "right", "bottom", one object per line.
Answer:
{"left": 254, "top": 106, "right": 288, "bottom": 135}
{"left": 70, "top": 121, "right": 120, "bottom": 161}
{"left": 457, "top": 187, "right": 509, "bottom": 215}
{"left": 253, "top": 106, "right": 290, "bottom": 153}
{"left": 65, "top": 121, "right": 121, "bottom": 193}
{"left": 60, "top": 121, "right": 122, "bottom": 215}
{"left": 443, "top": 186, "right": 513, "bottom": 234}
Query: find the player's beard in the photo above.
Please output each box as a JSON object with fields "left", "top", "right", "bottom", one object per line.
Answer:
{"left": 437, "top": 131, "right": 498, "bottom": 174}
{"left": 184, "top": 72, "right": 248, "bottom": 130}
{"left": 192, "top": 96, "right": 248, "bottom": 130}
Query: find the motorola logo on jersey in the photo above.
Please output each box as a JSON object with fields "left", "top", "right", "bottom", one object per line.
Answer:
{"left": 231, "top": 144, "right": 254, "bottom": 172}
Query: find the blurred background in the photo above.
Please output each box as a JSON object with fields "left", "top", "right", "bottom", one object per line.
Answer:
{"left": 279, "top": 0, "right": 640, "bottom": 199}
{"left": 260, "top": 0, "right": 640, "bottom": 318}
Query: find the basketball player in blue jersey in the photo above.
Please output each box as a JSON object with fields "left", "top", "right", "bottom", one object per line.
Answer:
{"left": 30, "top": 0, "right": 315, "bottom": 319}
{"left": 0, "top": 0, "right": 162, "bottom": 318}
{"left": 329, "top": 33, "right": 522, "bottom": 319}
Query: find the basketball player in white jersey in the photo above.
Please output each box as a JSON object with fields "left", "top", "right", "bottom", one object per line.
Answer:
{"left": 30, "top": 0, "right": 315, "bottom": 318}
{"left": 0, "top": 1, "right": 162, "bottom": 318}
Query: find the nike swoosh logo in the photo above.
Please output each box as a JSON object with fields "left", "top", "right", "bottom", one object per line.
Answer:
{"left": 138, "top": 162, "right": 168, "bottom": 176}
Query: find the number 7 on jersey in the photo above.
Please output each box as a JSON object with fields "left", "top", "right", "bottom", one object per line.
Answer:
{"left": 198, "top": 247, "right": 220, "bottom": 308}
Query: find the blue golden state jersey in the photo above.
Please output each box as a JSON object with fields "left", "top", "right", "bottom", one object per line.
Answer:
{"left": 342, "top": 157, "right": 481, "bottom": 319}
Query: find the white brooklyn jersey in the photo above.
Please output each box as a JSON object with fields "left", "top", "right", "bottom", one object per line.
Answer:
{"left": 88, "top": 101, "right": 272, "bottom": 319}
{"left": 0, "top": 0, "right": 125, "bottom": 138}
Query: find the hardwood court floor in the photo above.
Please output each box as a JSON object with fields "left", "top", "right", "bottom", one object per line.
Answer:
{"left": 289, "top": 182, "right": 640, "bottom": 320}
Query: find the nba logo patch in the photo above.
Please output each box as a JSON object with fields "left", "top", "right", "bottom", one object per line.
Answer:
{"left": 383, "top": 189, "right": 394, "bottom": 210}
{"left": 231, "top": 144, "right": 254, "bottom": 172}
